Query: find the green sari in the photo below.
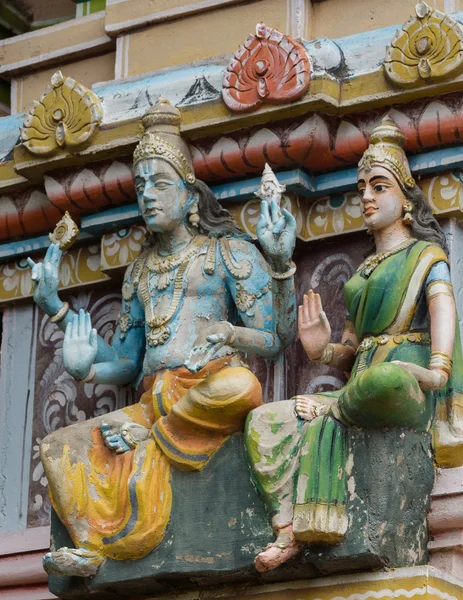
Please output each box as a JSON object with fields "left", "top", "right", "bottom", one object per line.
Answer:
{"left": 245, "top": 240, "right": 463, "bottom": 543}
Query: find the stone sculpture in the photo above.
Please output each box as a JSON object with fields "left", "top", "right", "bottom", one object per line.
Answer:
{"left": 26, "top": 98, "right": 297, "bottom": 577}
{"left": 245, "top": 118, "right": 463, "bottom": 572}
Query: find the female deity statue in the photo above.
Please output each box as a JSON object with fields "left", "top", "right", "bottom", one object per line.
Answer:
{"left": 245, "top": 118, "right": 463, "bottom": 573}
{"left": 27, "top": 98, "right": 297, "bottom": 577}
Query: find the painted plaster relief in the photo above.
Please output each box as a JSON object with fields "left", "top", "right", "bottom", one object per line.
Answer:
{"left": 1, "top": 171, "right": 463, "bottom": 304}
{"left": 384, "top": 1, "right": 463, "bottom": 87}
{"left": 27, "top": 290, "right": 136, "bottom": 527}
{"left": 1, "top": 95, "right": 463, "bottom": 243}
{"left": 20, "top": 71, "right": 103, "bottom": 156}
{"left": 222, "top": 23, "right": 311, "bottom": 113}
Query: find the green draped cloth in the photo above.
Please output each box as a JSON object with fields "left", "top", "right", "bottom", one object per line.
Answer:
{"left": 245, "top": 240, "right": 463, "bottom": 543}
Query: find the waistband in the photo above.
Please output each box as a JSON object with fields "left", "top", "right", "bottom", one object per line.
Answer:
{"left": 357, "top": 332, "right": 430, "bottom": 354}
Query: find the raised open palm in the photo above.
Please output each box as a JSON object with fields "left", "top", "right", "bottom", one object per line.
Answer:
{"left": 63, "top": 309, "right": 98, "bottom": 380}
{"left": 298, "top": 290, "right": 331, "bottom": 360}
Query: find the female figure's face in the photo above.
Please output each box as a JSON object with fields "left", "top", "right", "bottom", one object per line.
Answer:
{"left": 134, "top": 158, "right": 190, "bottom": 233}
{"left": 357, "top": 166, "right": 407, "bottom": 232}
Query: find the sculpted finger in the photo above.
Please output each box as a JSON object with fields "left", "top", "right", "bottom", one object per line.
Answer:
{"left": 71, "top": 314, "right": 79, "bottom": 338}
{"left": 282, "top": 208, "right": 297, "bottom": 232}
{"left": 78, "top": 309, "right": 86, "bottom": 337}
{"left": 90, "top": 328, "right": 98, "bottom": 348}
{"left": 269, "top": 198, "right": 281, "bottom": 224}
{"left": 44, "top": 243, "right": 56, "bottom": 263}
{"left": 85, "top": 311, "right": 90, "bottom": 332}
{"left": 273, "top": 216, "right": 286, "bottom": 236}
{"left": 260, "top": 200, "right": 271, "bottom": 226}
{"left": 298, "top": 304, "right": 307, "bottom": 327}
{"left": 49, "top": 243, "right": 63, "bottom": 266}
{"left": 307, "top": 290, "right": 316, "bottom": 321}
{"left": 303, "top": 293, "right": 310, "bottom": 322}
{"left": 31, "top": 263, "right": 43, "bottom": 282}
{"left": 64, "top": 321, "right": 72, "bottom": 340}
{"left": 26, "top": 257, "right": 36, "bottom": 270}
{"left": 206, "top": 333, "right": 225, "bottom": 344}
{"left": 313, "top": 293, "right": 323, "bottom": 316}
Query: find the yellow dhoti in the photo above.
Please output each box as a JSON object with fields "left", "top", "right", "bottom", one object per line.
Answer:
{"left": 41, "top": 357, "right": 262, "bottom": 561}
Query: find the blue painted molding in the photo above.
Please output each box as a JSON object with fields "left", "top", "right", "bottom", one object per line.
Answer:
{"left": 2, "top": 143, "right": 463, "bottom": 262}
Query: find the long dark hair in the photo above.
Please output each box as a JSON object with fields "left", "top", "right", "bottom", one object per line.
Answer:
{"left": 365, "top": 184, "right": 448, "bottom": 255}
{"left": 191, "top": 179, "right": 244, "bottom": 238}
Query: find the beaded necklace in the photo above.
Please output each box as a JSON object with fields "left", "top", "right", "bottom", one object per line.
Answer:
{"left": 358, "top": 238, "right": 416, "bottom": 277}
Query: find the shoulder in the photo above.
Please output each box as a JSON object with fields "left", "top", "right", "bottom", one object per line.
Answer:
{"left": 121, "top": 248, "right": 149, "bottom": 295}
{"left": 415, "top": 241, "right": 448, "bottom": 264}
{"left": 218, "top": 236, "right": 269, "bottom": 282}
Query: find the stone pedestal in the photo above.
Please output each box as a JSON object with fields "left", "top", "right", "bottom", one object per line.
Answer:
{"left": 49, "top": 428, "right": 434, "bottom": 599}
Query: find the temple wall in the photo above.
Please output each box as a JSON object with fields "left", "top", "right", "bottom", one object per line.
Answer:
{"left": 1, "top": 0, "right": 463, "bottom": 597}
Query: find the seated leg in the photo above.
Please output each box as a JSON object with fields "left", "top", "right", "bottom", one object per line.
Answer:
{"left": 335, "top": 362, "right": 432, "bottom": 431}
{"left": 254, "top": 524, "right": 303, "bottom": 573}
{"left": 43, "top": 547, "right": 104, "bottom": 577}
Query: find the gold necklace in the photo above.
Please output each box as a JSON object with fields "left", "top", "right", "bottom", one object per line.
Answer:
{"left": 139, "top": 262, "right": 189, "bottom": 347}
{"left": 140, "top": 238, "right": 206, "bottom": 346}
{"left": 146, "top": 236, "right": 205, "bottom": 274}
{"left": 358, "top": 238, "right": 415, "bottom": 277}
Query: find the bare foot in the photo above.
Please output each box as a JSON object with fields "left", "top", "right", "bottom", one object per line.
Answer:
{"left": 255, "top": 525, "right": 303, "bottom": 572}
{"left": 43, "top": 546, "right": 104, "bottom": 577}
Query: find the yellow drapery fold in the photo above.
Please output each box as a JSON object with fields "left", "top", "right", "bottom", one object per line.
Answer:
{"left": 46, "top": 357, "right": 262, "bottom": 561}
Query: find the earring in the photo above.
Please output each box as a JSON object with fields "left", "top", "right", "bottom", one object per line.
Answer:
{"left": 189, "top": 204, "right": 200, "bottom": 228}
{"left": 403, "top": 201, "right": 413, "bottom": 225}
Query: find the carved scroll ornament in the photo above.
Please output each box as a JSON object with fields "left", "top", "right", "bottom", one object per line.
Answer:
{"left": 222, "top": 22, "right": 311, "bottom": 113}
{"left": 384, "top": 1, "right": 463, "bottom": 87}
{"left": 20, "top": 71, "right": 103, "bottom": 155}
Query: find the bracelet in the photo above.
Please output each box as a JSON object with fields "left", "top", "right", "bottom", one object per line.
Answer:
{"left": 429, "top": 351, "right": 453, "bottom": 377}
{"left": 312, "top": 343, "right": 334, "bottom": 365}
{"left": 268, "top": 261, "right": 297, "bottom": 280}
{"left": 50, "top": 302, "right": 69, "bottom": 323}
{"left": 81, "top": 365, "right": 96, "bottom": 383}
{"left": 219, "top": 321, "right": 236, "bottom": 344}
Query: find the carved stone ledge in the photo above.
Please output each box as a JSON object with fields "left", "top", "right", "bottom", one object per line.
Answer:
{"left": 49, "top": 430, "right": 433, "bottom": 599}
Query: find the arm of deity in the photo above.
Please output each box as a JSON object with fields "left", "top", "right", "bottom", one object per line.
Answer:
{"left": 298, "top": 289, "right": 357, "bottom": 372}
{"left": 393, "top": 260, "right": 456, "bottom": 391}
{"left": 27, "top": 243, "right": 119, "bottom": 363}
{"left": 222, "top": 237, "right": 296, "bottom": 356}
{"left": 186, "top": 237, "right": 296, "bottom": 372}
{"left": 62, "top": 263, "right": 146, "bottom": 385}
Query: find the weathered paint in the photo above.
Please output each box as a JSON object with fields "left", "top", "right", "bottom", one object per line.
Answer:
{"left": 0, "top": 304, "right": 38, "bottom": 533}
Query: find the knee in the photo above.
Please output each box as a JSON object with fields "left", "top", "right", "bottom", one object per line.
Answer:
{"left": 358, "top": 362, "right": 416, "bottom": 399}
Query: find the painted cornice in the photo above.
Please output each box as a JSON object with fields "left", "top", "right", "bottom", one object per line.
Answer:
{"left": 3, "top": 9, "right": 463, "bottom": 184}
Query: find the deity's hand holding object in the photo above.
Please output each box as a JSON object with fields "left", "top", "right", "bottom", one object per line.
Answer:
{"left": 256, "top": 198, "right": 296, "bottom": 272}
{"left": 27, "top": 243, "right": 63, "bottom": 315}
{"left": 186, "top": 321, "right": 236, "bottom": 373}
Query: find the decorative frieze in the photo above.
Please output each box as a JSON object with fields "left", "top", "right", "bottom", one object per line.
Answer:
{"left": 385, "top": 2, "right": 463, "bottom": 87}
{"left": 1, "top": 170, "right": 463, "bottom": 303}
{"left": 222, "top": 23, "right": 311, "bottom": 113}
{"left": 20, "top": 71, "right": 103, "bottom": 156}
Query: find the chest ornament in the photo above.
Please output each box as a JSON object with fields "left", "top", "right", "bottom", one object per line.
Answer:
{"left": 219, "top": 238, "right": 252, "bottom": 280}
{"left": 357, "top": 238, "right": 415, "bottom": 277}
{"left": 140, "top": 237, "right": 206, "bottom": 347}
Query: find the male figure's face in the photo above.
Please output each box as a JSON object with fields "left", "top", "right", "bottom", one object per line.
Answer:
{"left": 134, "top": 158, "right": 190, "bottom": 233}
